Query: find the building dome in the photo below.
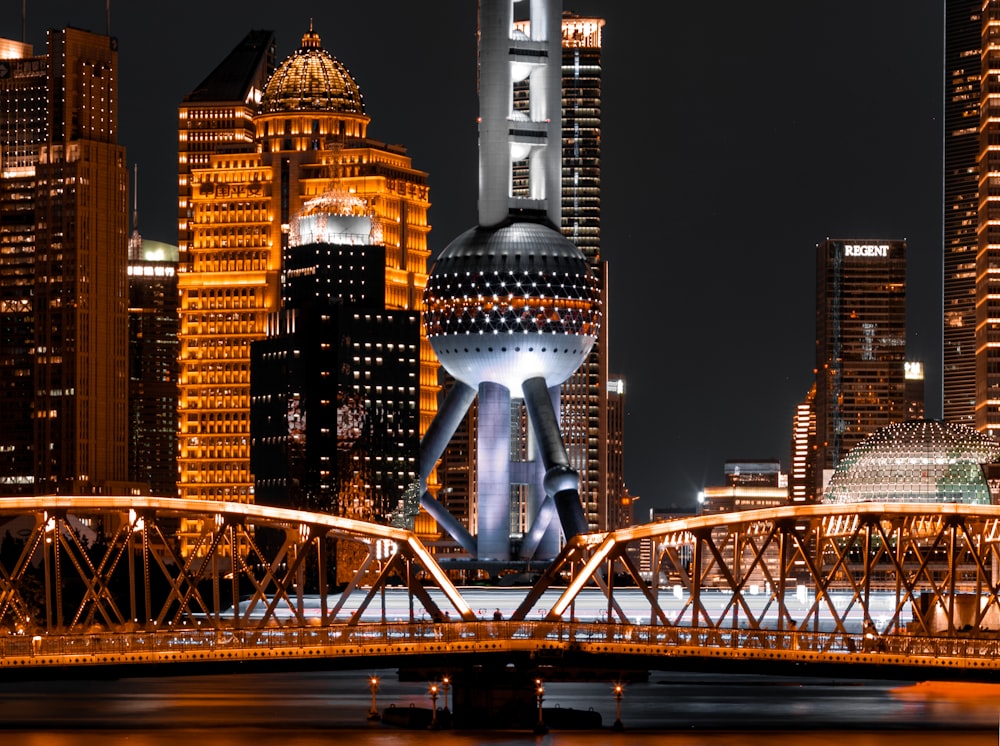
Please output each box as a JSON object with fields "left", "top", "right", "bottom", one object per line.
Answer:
{"left": 260, "top": 25, "right": 364, "bottom": 115}
{"left": 422, "top": 218, "right": 601, "bottom": 397}
{"left": 824, "top": 419, "right": 1000, "bottom": 505}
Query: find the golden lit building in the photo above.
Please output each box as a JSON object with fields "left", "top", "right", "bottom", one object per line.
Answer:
{"left": 177, "top": 26, "right": 433, "bottom": 515}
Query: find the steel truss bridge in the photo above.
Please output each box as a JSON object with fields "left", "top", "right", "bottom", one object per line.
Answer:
{"left": 3, "top": 497, "right": 1000, "bottom": 681}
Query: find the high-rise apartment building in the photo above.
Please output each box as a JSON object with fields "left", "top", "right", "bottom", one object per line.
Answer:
{"left": 0, "top": 28, "right": 129, "bottom": 494}
{"left": 177, "top": 26, "right": 432, "bottom": 512}
{"left": 813, "top": 239, "right": 907, "bottom": 493}
{"left": 944, "top": 0, "right": 981, "bottom": 426}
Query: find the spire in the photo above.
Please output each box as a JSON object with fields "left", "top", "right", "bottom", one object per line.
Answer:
{"left": 301, "top": 20, "right": 321, "bottom": 49}
{"left": 128, "top": 163, "right": 142, "bottom": 260}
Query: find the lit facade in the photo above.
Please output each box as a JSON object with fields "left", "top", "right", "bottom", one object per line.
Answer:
{"left": 177, "top": 27, "right": 433, "bottom": 510}
{"left": 980, "top": 3, "right": 1000, "bottom": 438}
{"left": 814, "top": 238, "right": 907, "bottom": 495}
{"left": 128, "top": 238, "right": 179, "bottom": 496}
{"left": 788, "top": 384, "right": 817, "bottom": 504}
{"left": 0, "top": 28, "right": 129, "bottom": 494}
{"left": 699, "top": 459, "right": 787, "bottom": 516}
{"left": 825, "top": 420, "right": 1000, "bottom": 504}
{"left": 944, "top": 0, "right": 980, "bottom": 426}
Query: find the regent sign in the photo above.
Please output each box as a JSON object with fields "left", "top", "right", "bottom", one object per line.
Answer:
{"left": 843, "top": 243, "right": 889, "bottom": 258}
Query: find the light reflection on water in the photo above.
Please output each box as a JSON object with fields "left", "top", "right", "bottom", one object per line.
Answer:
{"left": 2, "top": 670, "right": 999, "bottom": 746}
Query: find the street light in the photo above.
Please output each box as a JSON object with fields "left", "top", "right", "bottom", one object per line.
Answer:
{"left": 612, "top": 682, "right": 624, "bottom": 731}
{"left": 441, "top": 675, "right": 451, "bottom": 713}
{"left": 367, "top": 675, "right": 380, "bottom": 721}
{"left": 534, "top": 678, "right": 547, "bottom": 735}
{"left": 429, "top": 682, "right": 439, "bottom": 729}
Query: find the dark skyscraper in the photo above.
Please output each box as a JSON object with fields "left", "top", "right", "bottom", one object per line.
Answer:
{"left": 0, "top": 28, "right": 129, "bottom": 494}
{"left": 250, "top": 196, "right": 420, "bottom": 522}
{"left": 814, "top": 239, "right": 907, "bottom": 494}
{"left": 944, "top": 0, "right": 980, "bottom": 426}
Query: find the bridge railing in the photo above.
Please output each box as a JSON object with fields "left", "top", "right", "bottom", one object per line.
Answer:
{"left": 6, "top": 621, "right": 1000, "bottom": 672}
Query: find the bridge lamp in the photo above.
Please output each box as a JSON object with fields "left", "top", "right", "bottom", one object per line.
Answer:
{"left": 367, "top": 675, "right": 380, "bottom": 721}
{"left": 429, "top": 683, "right": 439, "bottom": 728}
{"left": 534, "top": 679, "right": 547, "bottom": 734}
{"left": 441, "top": 675, "right": 451, "bottom": 712}
{"left": 612, "top": 682, "right": 624, "bottom": 731}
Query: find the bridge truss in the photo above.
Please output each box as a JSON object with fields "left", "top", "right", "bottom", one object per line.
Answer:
{"left": 527, "top": 503, "right": 1000, "bottom": 639}
{"left": 2, "top": 498, "right": 1000, "bottom": 646}
{"left": 0, "top": 497, "right": 473, "bottom": 634}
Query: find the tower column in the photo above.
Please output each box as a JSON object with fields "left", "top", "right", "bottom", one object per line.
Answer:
{"left": 478, "top": 381, "right": 512, "bottom": 560}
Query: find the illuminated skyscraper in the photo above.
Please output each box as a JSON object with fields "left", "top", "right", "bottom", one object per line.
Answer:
{"left": 177, "top": 26, "right": 432, "bottom": 515}
{"left": 976, "top": 4, "right": 1000, "bottom": 438}
{"left": 128, "top": 236, "right": 179, "bottom": 497}
{"left": 944, "top": 0, "right": 980, "bottom": 426}
{"left": 0, "top": 28, "right": 129, "bottom": 494}
{"left": 814, "top": 239, "right": 907, "bottom": 494}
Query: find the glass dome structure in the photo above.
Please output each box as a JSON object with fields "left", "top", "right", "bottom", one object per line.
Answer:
{"left": 824, "top": 419, "right": 1000, "bottom": 505}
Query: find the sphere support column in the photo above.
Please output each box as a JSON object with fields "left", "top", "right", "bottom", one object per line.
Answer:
{"left": 478, "top": 381, "right": 512, "bottom": 560}
{"left": 419, "top": 381, "right": 479, "bottom": 555}
{"left": 522, "top": 376, "right": 588, "bottom": 540}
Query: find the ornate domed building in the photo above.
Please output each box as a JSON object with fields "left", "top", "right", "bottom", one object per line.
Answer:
{"left": 259, "top": 25, "right": 364, "bottom": 116}
{"left": 177, "top": 25, "right": 433, "bottom": 539}
{"left": 824, "top": 420, "right": 1000, "bottom": 505}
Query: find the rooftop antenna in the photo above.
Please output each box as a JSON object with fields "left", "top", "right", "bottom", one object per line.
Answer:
{"left": 21, "top": 0, "right": 26, "bottom": 42}
{"left": 128, "top": 163, "right": 142, "bottom": 259}
{"left": 106, "top": 0, "right": 111, "bottom": 37}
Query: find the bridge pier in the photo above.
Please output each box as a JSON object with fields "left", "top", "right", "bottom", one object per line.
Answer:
{"left": 397, "top": 660, "right": 639, "bottom": 730}
{"left": 400, "top": 664, "right": 541, "bottom": 729}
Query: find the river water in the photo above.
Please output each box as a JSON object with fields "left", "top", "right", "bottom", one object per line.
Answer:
{"left": 1, "top": 668, "right": 998, "bottom": 746}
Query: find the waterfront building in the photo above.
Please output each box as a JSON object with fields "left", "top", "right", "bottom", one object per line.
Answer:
{"left": 0, "top": 27, "right": 129, "bottom": 494}
{"left": 128, "top": 231, "right": 179, "bottom": 497}
{"left": 176, "top": 26, "right": 433, "bottom": 522}
{"left": 813, "top": 238, "right": 908, "bottom": 495}
{"left": 250, "top": 192, "right": 420, "bottom": 526}
{"left": 944, "top": 0, "right": 981, "bottom": 426}
{"left": 824, "top": 419, "right": 1000, "bottom": 504}
{"left": 788, "top": 384, "right": 817, "bottom": 505}
{"left": 698, "top": 459, "right": 787, "bottom": 516}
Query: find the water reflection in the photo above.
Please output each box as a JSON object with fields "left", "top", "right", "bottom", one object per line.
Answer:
{"left": 2, "top": 670, "right": 998, "bottom": 746}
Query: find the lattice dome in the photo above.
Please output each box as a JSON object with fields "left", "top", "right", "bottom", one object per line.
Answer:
{"left": 824, "top": 420, "right": 1000, "bottom": 505}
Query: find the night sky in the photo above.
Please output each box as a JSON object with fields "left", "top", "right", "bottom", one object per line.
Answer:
{"left": 3, "top": 1, "right": 944, "bottom": 511}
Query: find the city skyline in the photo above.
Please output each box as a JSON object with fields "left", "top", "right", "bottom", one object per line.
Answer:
{"left": 1, "top": 1, "right": 944, "bottom": 508}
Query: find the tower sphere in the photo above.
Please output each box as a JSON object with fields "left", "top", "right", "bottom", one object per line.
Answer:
{"left": 260, "top": 26, "right": 364, "bottom": 115}
{"left": 423, "top": 219, "right": 601, "bottom": 398}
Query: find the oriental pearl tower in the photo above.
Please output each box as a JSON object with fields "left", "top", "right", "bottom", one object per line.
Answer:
{"left": 419, "top": 0, "right": 602, "bottom": 562}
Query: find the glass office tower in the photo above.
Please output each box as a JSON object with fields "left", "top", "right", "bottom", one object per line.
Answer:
{"left": 814, "top": 239, "right": 907, "bottom": 494}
